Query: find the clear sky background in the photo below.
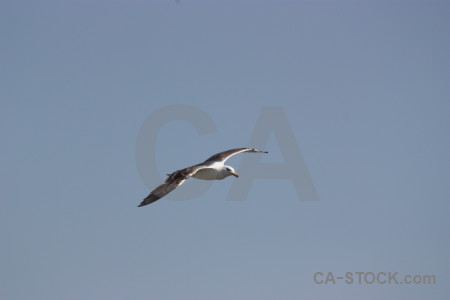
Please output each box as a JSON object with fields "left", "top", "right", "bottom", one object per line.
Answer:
{"left": 1, "top": 1, "right": 449, "bottom": 299}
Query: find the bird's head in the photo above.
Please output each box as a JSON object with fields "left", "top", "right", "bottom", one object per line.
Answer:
{"left": 224, "top": 166, "right": 239, "bottom": 178}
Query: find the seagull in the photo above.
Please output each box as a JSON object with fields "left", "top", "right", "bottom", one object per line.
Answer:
{"left": 138, "top": 147, "right": 268, "bottom": 207}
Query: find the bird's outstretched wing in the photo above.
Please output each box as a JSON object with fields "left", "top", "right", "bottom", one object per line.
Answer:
{"left": 138, "top": 164, "right": 208, "bottom": 207}
{"left": 203, "top": 147, "right": 268, "bottom": 164}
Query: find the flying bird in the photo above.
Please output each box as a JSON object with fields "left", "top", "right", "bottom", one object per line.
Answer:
{"left": 138, "top": 147, "right": 268, "bottom": 207}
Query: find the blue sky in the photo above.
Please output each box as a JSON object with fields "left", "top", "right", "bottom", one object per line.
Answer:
{"left": 1, "top": 1, "right": 449, "bottom": 299}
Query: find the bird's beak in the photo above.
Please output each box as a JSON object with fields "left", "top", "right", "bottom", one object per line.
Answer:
{"left": 231, "top": 172, "right": 239, "bottom": 178}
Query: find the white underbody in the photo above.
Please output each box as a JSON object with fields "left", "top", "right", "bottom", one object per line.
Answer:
{"left": 192, "top": 162, "right": 227, "bottom": 180}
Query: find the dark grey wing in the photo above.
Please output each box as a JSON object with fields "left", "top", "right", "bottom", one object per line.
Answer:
{"left": 138, "top": 164, "right": 208, "bottom": 207}
{"left": 138, "top": 179, "right": 183, "bottom": 207}
{"left": 203, "top": 147, "right": 268, "bottom": 163}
